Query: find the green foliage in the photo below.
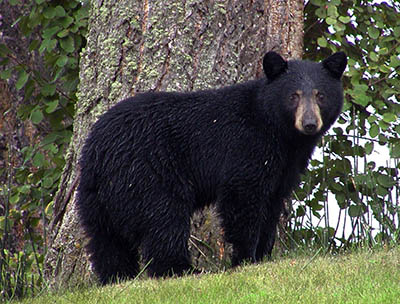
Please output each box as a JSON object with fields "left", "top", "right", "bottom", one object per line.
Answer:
{"left": 0, "top": 0, "right": 88, "bottom": 300}
{"left": 287, "top": 0, "right": 400, "bottom": 250}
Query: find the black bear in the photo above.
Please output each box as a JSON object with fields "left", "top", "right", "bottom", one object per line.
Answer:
{"left": 77, "top": 51, "right": 347, "bottom": 285}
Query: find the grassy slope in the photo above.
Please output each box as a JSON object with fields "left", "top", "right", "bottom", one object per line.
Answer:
{"left": 14, "top": 247, "right": 400, "bottom": 304}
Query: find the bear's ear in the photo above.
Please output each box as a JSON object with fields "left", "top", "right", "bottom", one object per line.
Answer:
{"left": 263, "top": 52, "right": 288, "bottom": 81}
{"left": 322, "top": 52, "right": 347, "bottom": 79}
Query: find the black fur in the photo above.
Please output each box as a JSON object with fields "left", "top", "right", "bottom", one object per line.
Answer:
{"left": 77, "top": 52, "right": 347, "bottom": 284}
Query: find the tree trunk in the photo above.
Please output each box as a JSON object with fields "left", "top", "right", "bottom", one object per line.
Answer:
{"left": 44, "top": 0, "right": 304, "bottom": 288}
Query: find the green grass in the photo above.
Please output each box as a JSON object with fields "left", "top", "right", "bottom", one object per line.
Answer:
{"left": 11, "top": 247, "right": 400, "bottom": 304}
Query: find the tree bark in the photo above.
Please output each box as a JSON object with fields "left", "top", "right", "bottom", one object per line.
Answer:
{"left": 45, "top": 0, "right": 304, "bottom": 287}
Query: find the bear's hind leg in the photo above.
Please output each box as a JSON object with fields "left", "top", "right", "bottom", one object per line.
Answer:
{"left": 87, "top": 230, "right": 140, "bottom": 285}
{"left": 142, "top": 238, "right": 192, "bottom": 277}
{"left": 141, "top": 205, "right": 193, "bottom": 278}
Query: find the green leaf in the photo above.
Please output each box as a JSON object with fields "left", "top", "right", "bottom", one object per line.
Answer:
{"left": 335, "top": 192, "right": 346, "bottom": 209}
{"left": 0, "top": 43, "right": 12, "bottom": 56}
{"left": 327, "top": 5, "right": 338, "bottom": 18}
{"left": 57, "top": 29, "right": 70, "bottom": 38}
{"left": 377, "top": 174, "right": 395, "bottom": 188}
{"left": 390, "top": 142, "right": 400, "bottom": 158}
{"left": 369, "top": 52, "right": 378, "bottom": 62}
{"left": 351, "top": 84, "right": 370, "bottom": 106}
{"left": 41, "top": 83, "right": 57, "bottom": 96}
{"left": 59, "top": 16, "right": 74, "bottom": 28}
{"left": 365, "top": 142, "right": 374, "bottom": 155}
{"left": 30, "top": 217, "right": 41, "bottom": 227}
{"left": 310, "top": 0, "right": 324, "bottom": 5}
{"left": 16, "top": 70, "right": 29, "bottom": 90}
{"left": 48, "top": 39, "right": 58, "bottom": 52}
{"left": 29, "top": 39, "right": 40, "bottom": 51}
{"left": 315, "top": 7, "right": 326, "bottom": 18}
{"left": 43, "top": 26, "right": 61, "bottom": 39}
{"left": 330, "top": 180, "right": 343, "bottom": 192}
{"left": 17, "top": 104, "right": 34, "bottom": 120}
{"left": 0, "top": 57, "right": 9, "bottom": 65}
{"left": 10, "top": 193, "right": 20, "bottom": 204}
{"left": 24, "top": 79, "right": 35, "bottom": 101}
{"left": 367, "top": 115, "right": 377, "bottom": 123}
{"left": 0, "top": 69, "right": 11, "bottom": 80}
{"left": 333, "top": 21, "right": 346, "bottom": 32}
{"left": 378, "top": 65, "right": 391, "bottom": 73}
{"left": 56, "top": 54, "right": 69, "bottom": 67}
{"left": 369, "top": 123, "right": 379, "bottom": 138}
{"left": 378, "top": 119, "right": 389, "bottom": 130}
{"left": 55, "top": 5, "right": 66, "bottom": 17}
{"left": 368, "top": 26, "right": 380, "bottom": 39}
{"left": 45, "top": 100, "right": 59, "bottom": 113}
{"left": 378, "top": 48, "right": 388, "bottom": 55}
{"left": 348, "top": 205, "right": 364, "bottom": 217}
{"left": 326, "top": 17, "right": 337, "bottom": 25}
{"left": 30, "top": 109, "right": 44, "bottom": 124}
{"left": 33, "top": 152, "right": 45, "bottom": 167}
{"left": 39, "top": 39, "right": 57, "bottom": 53}
{"left": 42, "top": 177, "right": 54, "bottom": 188}
{"left": 41, "top": 133, "right": 59, "bottom": 146}
{"left": 18, "top": 185, "right": 31, "bottom": 194}
{"left": 43, "top": 7, "right": 56, "bottom": 19}
{"left": 352, "top": 94, "right": 370, "bottom": 107}
{"left": 44, "top": 143, "right": 58, "bottom": 154}
{"left": 389, "top": 55, "right": 400, "bottom": 68}
{"left": 317, "top": 37, "right": 327, "bottom": 48}
{"left": 75, "top": 5, "right": 90, "bottom": 21}
{"left": 354, "top": 83, "right": 368, "bottom": 93}
{"left": 378, "top": 134, "right": 388, "bottom": 144}
{"left": 382, "top": 113, "right": 397, "bottom": 123}
{"left": 394, "top": 26, "right": 400, "bottom": 37}
{"left": 45, "top": 201, "right": 54, "bottom": 215}
{"left": 338, "top": 16, "right": 351, "bottom": 24}
{"left": 28, "top": 10, "right": 41, "bottom": 29}
{"left": 60, "top": 36, "right": 75, "bottom": 53}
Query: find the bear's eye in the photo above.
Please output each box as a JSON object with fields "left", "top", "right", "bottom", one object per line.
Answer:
{"left": 290, "top": 93, "right": 300, "bottom": 103}
{"left": 317, "top": 93, "right": 325, "bottom": 102}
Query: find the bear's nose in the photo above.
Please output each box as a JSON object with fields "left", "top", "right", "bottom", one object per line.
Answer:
{"left": 303, "top": 122, "right": 317, "bottom": 135}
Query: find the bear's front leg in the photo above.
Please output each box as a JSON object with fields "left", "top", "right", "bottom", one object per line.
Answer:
{"left": 255, "top": 215, "right": 278, "bottom": 261}
{"left": 217, "top": 187, "right": 263, "bottom": 267}
{"left": 255, "top": 198, "right": 284, "bottom": 261}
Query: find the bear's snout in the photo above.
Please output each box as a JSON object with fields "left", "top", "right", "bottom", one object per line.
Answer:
{"left": 302, "top": 120, "right": 318, "bottom": 135}
{"left": 294, "top": 89, "right": 323, "bottom": 135}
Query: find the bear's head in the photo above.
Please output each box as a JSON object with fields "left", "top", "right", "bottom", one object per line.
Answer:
{"left": 262, "top": 51, "right": 347, "bottom": 136}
